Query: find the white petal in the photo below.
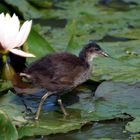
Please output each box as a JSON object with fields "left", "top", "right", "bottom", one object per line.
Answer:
{"left": 5, "top": 14, "right": 20, "bottom": 50}
{"left": 14, "top": 20, "right": 32, "bottom": 48}
{"left": 10, "top": 49, "right": 35, "bottom": 57}
{"left": 0, "top": 12, "right": 4, "bottom": 17}
{"left": 5, "top": 13, "right": 11, "bottom": 20}
{"left": 0, "top": 13, "right": 5, "bottom": 49}
{"left": 0, "top": 13, "right": 4, "bottom": 22}
{"left": 0, "top": 13, "right": 20, "bottom": 50}
{"left": 0, "top": 13, "right": 13, "bottom": 49}
{"left": 0, "top": 13, "right": 32, "bottom": 52}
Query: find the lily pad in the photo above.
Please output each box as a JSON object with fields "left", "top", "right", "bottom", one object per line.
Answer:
{"left": 0, "top": 110, "right": 18, "bottom": 140}
{"left": 18, "top": 80, "right": 140, "bottom": 138}
{"left": 94, "top": 81, "right": 140, "bottom": 117}
{"left": 4, "top": 0, "right": 45, "bottom": 19}
{"left": 125, "top": 117, "right": 140, "bottom": 133}
{"left": 0, "top": 80, "right": 13, "bottom": 93}
{"left": 1, "top": 79, "right": 140, "bottom": 139}
{"left": 92, "top": 41, "right": 140, "bottom": 83}
{"left": 0, "top": 3, "right": 10, "bottom": 13}
{"left": 125, "top": 117, "right": 140, "bottom": 140}
{"left": 30, "top": 0, "right": 140, "bottom": 84}
{"left": 0, "top": 91, "right": 27, "bottom": 125}
{"left": 27, "top": 29, "right": 55, "bottom": 63}
{"left": 46, "top": 119, "right": 129, "bottom": 140}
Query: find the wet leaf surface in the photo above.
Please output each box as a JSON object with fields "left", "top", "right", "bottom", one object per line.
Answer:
{"left": 0, "top": 91, "right": 27, "bottom": 125}
{"left": 46, "top": 120, "right": 129, "bottom": 140}
{"left": 125, "top": 117, "right": 140, "bottom": 139}
{"left": 126, "top": 117, "right": 140, "bottom": 133}
{"left": 15, "top": 81, "right": 140, "bottom": 138}
{"left": 0, "top": 80, "right": 13, "bottom": 93}
{"left": 27, "top": 29, "right": 55, "bottom": 63}
{"left": 0, "top": 110, "right": 18, "bottom": 140}
{"left": 4, "top": 0, "right": 45, "bottom": 19}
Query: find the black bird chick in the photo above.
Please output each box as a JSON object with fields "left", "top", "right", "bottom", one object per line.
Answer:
{"left": 21, "top": 41, "right": 108, "bottom": 120}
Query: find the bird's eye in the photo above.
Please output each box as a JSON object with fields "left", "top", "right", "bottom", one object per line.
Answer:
{"left": 95, "top": 48, "right": 99, "bottom": 51}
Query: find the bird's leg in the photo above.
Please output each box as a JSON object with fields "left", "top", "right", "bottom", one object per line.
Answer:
{"left": 35, "top": 92, "right": 53, "bottom": 120}
{"left": 57, "top": 98, "right": 69, "bottom": 116}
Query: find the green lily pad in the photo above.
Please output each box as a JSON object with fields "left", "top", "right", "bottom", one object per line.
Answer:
{"left": 0, "top": 91, "right": 27, "bottom": 125}
{"left": 1, "top": 78, "right": 140, "bottom": 139}
{"left": 89, "top": 138, "right": 112, "bottom": 140}
{"left": 66, "top": 34, "right": 81, "bottom": 55}
{"left": 126, "top": 117, "right": 140, "bottom": 133}
{"left": 124, "top": 0, "right": 140, "bottom": 4}
{"left": 95, "top": 81, "right": 140, "bottom": 117}
{"left": 28, "top": 0, "right": 53, "bottom": 8}
{"left": 0, "top": 110, "right": 18, "bottom": 140}
{"left": 18, "top": 80, "right": 140, "bottom": 138}
{"left": 4, "top": 0, "right": 45, "bottom": 19}
{"left": 45, "top": 119, "right": 129, "bottom": 140}
{"left": 91, "top": 41, "right": 140, "bottom": 83}
{"left": 27, "top": 29, "right": 55, "bottom": 63}
{"left": 0, "top": 3, "right": 10, "bottom": 13}
{"left": 129, "top": 134, "right": 140, "bottom": 140}
{"left": 31, "top": 0, "right": 140, "bottom": 84}
{"left": 125, "top": 117, "right": 140, "bottom": 140}
{"left": 0, "top": 80, "right": 13, "bottom": 93}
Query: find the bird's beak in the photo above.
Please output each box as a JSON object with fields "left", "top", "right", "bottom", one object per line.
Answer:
{"left": 98, "top": 50, "right": 109, "bottom": 57}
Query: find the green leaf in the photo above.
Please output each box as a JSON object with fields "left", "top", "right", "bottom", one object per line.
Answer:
{"left": 126, "top": 117, "right": 140, "bottom": 133}
{"left": 92, "top": 41, "right": 140, "bottom": 83}
{"left": 18, "top": 113, "right": 83, "bottom": 138}
{"left": 1, "top": 82, "right": 139, "bottom": 139}
{"left": 28, "top": 0, "right": 53, "bottom": 8}
{"left": 0, "top": 91, "right": 27, "bottom": 125}
{"left": 94, "top": 81, "right": 140, "bottom": 118}
{"left": 89, "top": 138, "right": 112, "bottom": 140}
{"left": 0, "top": 80, "right": 13, "bottom": 93}
{"left": 0, "top": 3, "right": 10, "bottom": 13}
{"left": 19, "top": 81, "right": 140, "bottom": 138}
{"left": 27, "top": 29, "right": 55, "bottom": 63}
{"left": 66, "top": 34, "right": 81, "bottom": 55}
{"left": 0, "top": 110, "right": 18, "bottom": 140}
{"left": 4, "top": 0, "right": 45, "bottom": 19}
{"left": 125, "top": 117, "right": 140, "bottom": 140}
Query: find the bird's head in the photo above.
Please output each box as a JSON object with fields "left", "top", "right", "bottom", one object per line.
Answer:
{"left": 79, "top": 41, "right": 108, "bottom": 63}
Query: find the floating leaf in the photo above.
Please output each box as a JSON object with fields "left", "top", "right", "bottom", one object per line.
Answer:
{"left": 18, "top": 81, "right": 140, "bottom": 138}
{"left": 125, "top": 117, "right": 140, "bottom": 140}
{"left": 27, "top": 29, "right": 55, "bottom": 63}
{"left": 92, "top": 41, "right": 140, "bottom": 83}
{"left": 0, "top": 110, "right": 18, "bottom": 140}
{"left": 4, "top": 0, "right": 45, "bottom": 19}
{"left": 95, "top": 81, "right": 140, "bottom": 118}
{"left": 126, "top": 117, "right": 140, "bottom": 133}
{"left": 66, "top": 34, "right": 81, "bottom": 55}
{"left": 0, "top": 3, "right": 10, "bottom": 13}
{"left": 0, "top": 91, "right": 26, "bottom": 125}
{"left": 0, "top": 80, "right": 13, "bottom": 93}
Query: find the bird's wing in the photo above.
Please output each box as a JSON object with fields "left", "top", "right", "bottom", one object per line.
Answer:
{"left": 50, "top": 53, "right": 86, "bottom": 85}
{"left": 24, "top": 52, "right": 86, "bottom": 91}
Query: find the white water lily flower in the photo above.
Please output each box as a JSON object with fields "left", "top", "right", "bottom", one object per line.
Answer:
{"left": 0, "top": 13, "right": 35, "bottom": 57}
